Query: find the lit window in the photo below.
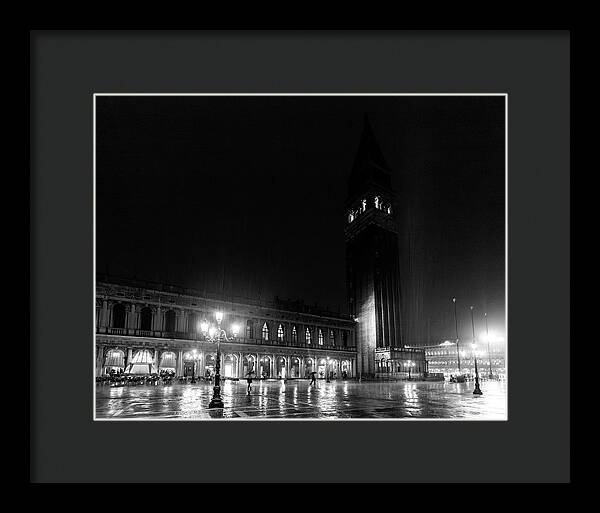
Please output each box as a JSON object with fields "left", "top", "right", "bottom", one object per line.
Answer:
{"left": 277, "top": 324, "right": 284, "bottom": 341}
{"left": 318, "top": 329, "right": 324, "bottom": 345}
{"left": 292, "top": 325, "right": 298, "bottom": 343}
{"left": 330, "top": 330, "right": 335, "bottom": 345}
{"left": 306, "top": 328, "right": 312, "bottom": 344}
{"left": 362, "top": 198, "right": 367, "bottom": 212}
{"left": 375, "top": 196, "right": 380, "bottom": 209}
{"left": 262, "top": 322, "right": 269, "bottom": 340}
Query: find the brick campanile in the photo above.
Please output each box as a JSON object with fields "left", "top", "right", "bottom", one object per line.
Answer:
{"left": 344, "top": 116, "right": 403, "bottom": 378}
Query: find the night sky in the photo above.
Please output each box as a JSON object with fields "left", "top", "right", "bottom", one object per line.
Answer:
{"left": 96, "top": 95, "right": 505, "bottom": 345}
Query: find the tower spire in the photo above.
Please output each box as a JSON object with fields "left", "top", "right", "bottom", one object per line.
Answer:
{"left": 348, "top": 115, "right": 392, "bottom": 200}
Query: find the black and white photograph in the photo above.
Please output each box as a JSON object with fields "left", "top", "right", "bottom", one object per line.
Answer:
{"left": 94, "top": 94, "right": 507, "bottom": 421}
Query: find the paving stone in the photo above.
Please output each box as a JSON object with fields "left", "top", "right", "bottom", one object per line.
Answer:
{"left": 95, "top": 379, "right": 507, "bottom": 420}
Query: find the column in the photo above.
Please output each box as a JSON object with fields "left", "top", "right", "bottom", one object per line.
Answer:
{"left": 153, "top": 307, "right": 163, "bottom": 332}
{"left": 126, "top": 347, "right": 133, "bottom": 372}
{"left": 176, "top": 310, "right": 186, "bottom": 333}
{"left": 155, "top": 348, "right": 160, "bottom": 374}
{"left": 95, "top": 346, "right": 104, "bottom": 376}
{"left": 177, "top": 349, "right": 184, "bottom": 377}
{"left": 128, "top": 304, "right": 138, "bottom": 330}
{"left": 285, "top": 357, "right": 290, "bottom": 379}
{"left": 100, "top": 300, "right": 109, "bottom": 328}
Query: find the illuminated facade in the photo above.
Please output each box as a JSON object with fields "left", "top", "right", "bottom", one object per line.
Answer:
{"left": 95, "top": 277, "right": 358, "bottom": 380}
{"left": 345, "top": 117, "right": 415, "bottom": 377}
{"left": 410, "top": 341, "right": 506, "bottom": 380}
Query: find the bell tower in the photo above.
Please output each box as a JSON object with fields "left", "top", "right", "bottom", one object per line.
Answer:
{"left": 345, "top": 116, "right": 403, "bottom": 377}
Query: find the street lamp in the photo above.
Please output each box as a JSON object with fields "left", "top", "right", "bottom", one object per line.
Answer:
{"left": 470, "top": 306, "right": 483, "bottom": 395}
{"left": 453, "top": 297, "right": 461, "bottom": 374}
{"left": 484, "top": 312, "right": 493, "bottom": 380}
{"left": 199, "top": 311, "right": 237, "bottom": 409}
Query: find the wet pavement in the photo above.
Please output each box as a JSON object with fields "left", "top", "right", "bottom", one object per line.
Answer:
{"left": 95, "top": 378, "right": 507, "bottom": 420}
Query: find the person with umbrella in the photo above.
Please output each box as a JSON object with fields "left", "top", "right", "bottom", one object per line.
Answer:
{"left": 309, "top": 371, "right": 317, "bottom": 387}
{"left": 246, "top": 369, "right": 256, "bottom": 394}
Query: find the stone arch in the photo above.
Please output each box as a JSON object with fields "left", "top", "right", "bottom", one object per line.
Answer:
{"left": 304, "top": 357, "right": 315, "bottom": 377}
{"left": 243, "top": 354, "right": 257, "bottom": 377}
{"left": 127, "top": 349, "right": 154, "bottom": 374}
{"left": 259, "top": 355, "right": 271, "bottom": 378}
{"left": 159, "top": 351, "right": 177, "bottom": 371}
{"left": 224, "top": 354, "right": 238, "bottom": 378}
{"left": 112, "top": 303, "right": 126, "bottom": 329}
{"left": 276, "top": 356, "right": 287, "bottom": 378}
{"left": 104, "top": 348, "right": 125, "bottom": 371}
{"left": 187, "top": 311, "right": 200, "bottom": 334}
{"left": 317, "top": 358, "right": 327, "bottom": 379}
{"left": 164, "top": 309, "right": 176, "bottom": 333}
{"left": 290, "top": 357, "right": 300, "bottom": 378}
{"left": 140, "top": 306, "right": 153, "bottom": 331}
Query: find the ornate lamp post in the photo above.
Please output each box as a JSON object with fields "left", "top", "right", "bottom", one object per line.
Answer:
{"left": 485, "top": 312, "right": 493, "bottom": 380}
{"left": 199, "top": 311, "right": 239, "bottom": 409}
{"left": 453, "top": 297, "right": 461, "bottom": 374}
{"left": 470, "top": 306, "right": 483, "bottom": 395}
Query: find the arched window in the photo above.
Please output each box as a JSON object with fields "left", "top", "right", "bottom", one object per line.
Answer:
{"left": 140, "top": 307, "right": 152, "bottom": 331}
{"left": 160, "top": 351, "right": 177, "bottom": 370}
{"left": 277, "top": 324, "right": 284, "bottom": 341}
{"left": 292, "top": 325, "right": 298, "bottom": 343}
{"left": 330, "top": 329, "right": 335, "bottom": 345}
{"left": 105, "top": 349, "right": 124, "bottom": 368}
{"left": 374, "top": 196, "right": 380, "bottom": 209}
{"left": 318, "top": 329, "right": 324, "bottom": 345}
{"left": 164, "top": 310, "right": 176, "bottom": 333}
{"left": 342, "top": 331, "right": 348, "bottom": 347}
{"left": 262, "top": 322, "right": 269, "bottom": 340}
{"left": 187, "top": 312, "right": 198, "bottom": 333}
{"left": 305, "top": 327, "right": 312, "bottom": 344}
{"left": 112, "top": 303, "right": 126, "bottom": 328}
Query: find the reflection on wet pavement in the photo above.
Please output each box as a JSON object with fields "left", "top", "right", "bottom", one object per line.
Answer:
{"left": 95, "top": 379, "right": 507, "bottom": 420}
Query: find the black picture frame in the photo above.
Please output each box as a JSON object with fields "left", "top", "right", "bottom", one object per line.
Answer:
{"left": 30, "top": 30, "right": 570, "bottom": 483}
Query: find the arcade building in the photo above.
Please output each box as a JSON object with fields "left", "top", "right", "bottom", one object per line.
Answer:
{"left": 96, "top": 276, "right": 358, "bottom": 380}
{"left": 95, "top": 117, "right": 427, "bottom": 380}
{"left": 411, "top": 341, "right": 506, "bottom": 380}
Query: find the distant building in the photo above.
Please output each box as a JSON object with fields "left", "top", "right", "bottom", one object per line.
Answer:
{"left": 408, "top": 341, "right": 506, "bottom": 380}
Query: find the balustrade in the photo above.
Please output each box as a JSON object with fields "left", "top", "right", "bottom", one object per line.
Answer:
{"left": 97, "top": 327, "right": 355, "bottom": 353}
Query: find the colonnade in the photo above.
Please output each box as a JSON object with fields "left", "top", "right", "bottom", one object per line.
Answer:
{"left": 96, "top": 342, "right": 357, "bottom": 379}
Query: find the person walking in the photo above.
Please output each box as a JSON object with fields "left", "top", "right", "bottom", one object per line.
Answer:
{"left": 309, "top": 371, "right": 317, "bottom": 387}
{"left": 246, "top": 370, "right": 255, "bottom": 394}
